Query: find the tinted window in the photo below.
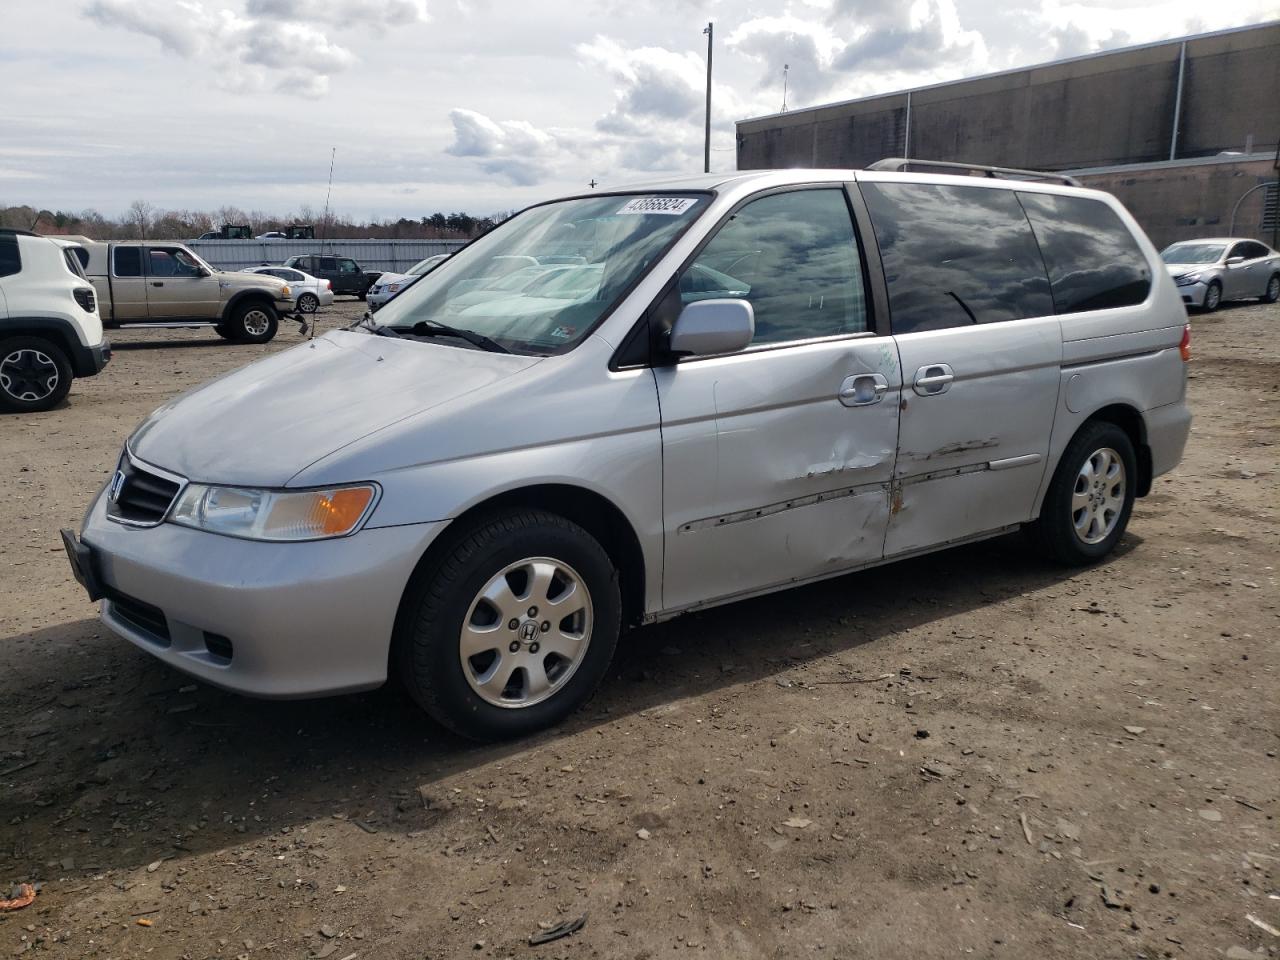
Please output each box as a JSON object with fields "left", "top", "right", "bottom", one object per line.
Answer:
{"left": 319, "top": 257, "right": 337, "bottom": 270}
{"left": 114, "top": 247, "right": 142, "bottom": 277}
{"left": 62, "top": 249, "right": 87, "bottom": 279}
{"left": 147, "top": 248, "right": 202, "bottom": 277}
{"left": 1017, "top": 192, "right": 1151, "bottom": 313}
{"left": 338, "top": 258, "right": 359, "bottom": 273}
{"left": 862, "top": 182, "right": 1053, "bottom": 333}
{"left": 682, "top": 189, "right": 868, "bottom": 345}
{"left": 0, "top": 235, "right": 20, "bottom": 277}
{"left": 1241, "top": 241, "right": 1270, "bottom": 259}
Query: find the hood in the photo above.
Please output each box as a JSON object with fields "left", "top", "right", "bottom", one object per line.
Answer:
{"left": 1164, "top": 262, "right": 1214, "bottom": 275}
{"left": 218, "top": 269, "right": 289, "bottom": 293}
{"left": 374, "top": 272, "right": 413, "bottom": 288}
{"left": 130, "top": 330, "right": 541, "bottom": 486}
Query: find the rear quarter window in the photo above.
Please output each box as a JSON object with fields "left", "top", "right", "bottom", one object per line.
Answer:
{"left": 0, "top": 235, "right": 20, "bottom": 277}
{"left": 113, "top": 247, "right": 143, "bottom": 277}
{"left": 860, "top": 181, "right": 1053, "bottom": 333}
{"left": 1017, "top": 192, "right": 1151, "bottom": 313}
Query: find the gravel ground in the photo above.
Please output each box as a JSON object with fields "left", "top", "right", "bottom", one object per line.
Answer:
{"left": 1, "top": 297, "right": 1276, "bottom": 960}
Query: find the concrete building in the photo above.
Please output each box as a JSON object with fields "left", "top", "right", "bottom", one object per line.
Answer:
{"left": 735, "top": 21, "right": 1280, "bottom": 249}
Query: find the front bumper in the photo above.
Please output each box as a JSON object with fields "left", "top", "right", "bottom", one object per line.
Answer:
{"left": 77, "top": 490, "right": 446, "bottom": 698}
{"left": 1176, "top": 281, "right": 1208, "bottom": 307}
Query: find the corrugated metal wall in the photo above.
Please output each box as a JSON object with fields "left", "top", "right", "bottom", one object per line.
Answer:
{"left": 188, "top": 239, "right": 468, "bottom": 272}
{"left": 736, "top": 22, "right": 1280, "bottom": 172}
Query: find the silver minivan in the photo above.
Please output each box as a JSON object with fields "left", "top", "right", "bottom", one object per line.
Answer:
{"left": 63, "top": 164, "right": 1192, "bottom": 740}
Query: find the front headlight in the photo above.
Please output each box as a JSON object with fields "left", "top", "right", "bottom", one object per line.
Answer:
{"left": 1174, "top": 272, "right": 1201, "bottom": 287}
{"left": 170, "top": 483, "right": 377, "bottom": 541}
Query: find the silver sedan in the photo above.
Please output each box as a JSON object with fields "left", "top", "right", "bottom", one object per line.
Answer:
{"left": 1161, "top": 237, "right": 1280, "bottom": 312}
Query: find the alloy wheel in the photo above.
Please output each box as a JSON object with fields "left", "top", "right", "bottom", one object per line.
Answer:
{"left": 1071, "top": 447, "right": 1126, "bottom": 545}
{"left": 0, "top": 348, "right": 60, "bottom": 403}
{"left": 243, "top": 309, "right": 272, "bottom": 337}
{"left": 459, "top": 556, "right": 593, "bottom": 709}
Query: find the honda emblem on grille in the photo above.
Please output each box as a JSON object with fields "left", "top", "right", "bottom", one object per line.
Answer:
{"left": 108, "top": 470, "right": 126, "bottom": 503}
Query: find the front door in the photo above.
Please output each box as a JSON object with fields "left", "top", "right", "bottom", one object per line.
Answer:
{"left": 144, "top": 247, "right": 221, "bottom": 319}
{"left": 1223, "top": 241, "right": 1254, "bottom": 299}
{"left": 655, "top": 187, "right": 900, "bottom": 611}
{"left": 108, "top": 246, "right": 149, "bottom": 321}
{"left": 857, "top": 179, "right": 1062, "bottom": 556}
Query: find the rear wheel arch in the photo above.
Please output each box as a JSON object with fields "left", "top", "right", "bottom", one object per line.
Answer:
{"left": 392, "top": 484, "right": 647, "bottom": 651}
{"left": 1079, "top": 404, "right": 1151, "bottom": 497}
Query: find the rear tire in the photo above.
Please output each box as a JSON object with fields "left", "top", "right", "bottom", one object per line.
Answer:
{"left": 1030, "top": 421, "right": 1136, "bottom": 566}
{"left": 298, "top": 293, "right": 319, "bottom": 314}
{"left": 226, "top": 301, "right": 278, "bottom": 344}
{"left": 1263, "top": 273, "right": 1280, "bottom": 304}
{"left": 395, "top": 509, "right": 620, "bottom": 742}
{"left": 0, "top": 336, "right": 73, "bottom": 413}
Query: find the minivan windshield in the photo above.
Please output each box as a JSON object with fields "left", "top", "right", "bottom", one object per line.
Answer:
{"left": 372, "top": 193, "right": 708, "bottom": 354}
{"left": 1161, "top": 243, "right": 1225, "bottom": 264}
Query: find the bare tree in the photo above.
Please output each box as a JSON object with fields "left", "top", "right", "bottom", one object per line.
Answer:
{"left": 126, "top": 199, "right": 155, "bottom": 240}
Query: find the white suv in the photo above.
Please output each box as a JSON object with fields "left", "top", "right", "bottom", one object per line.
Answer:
{"left": 0, "top": 230, "right": 110, "bottom": 412}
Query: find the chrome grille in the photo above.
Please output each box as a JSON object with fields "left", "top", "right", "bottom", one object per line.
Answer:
{"left": 105, "top": 453, "right": 182, "bottom": 526}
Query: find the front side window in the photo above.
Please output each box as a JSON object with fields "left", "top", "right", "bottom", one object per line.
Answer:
{"left": 862, "top": 181, "right": 1053, "bottom": 333}
{"left": 682, "top": 189, "right": 868, "bottom": 344}
{"left": 1161, "top": 243, "right": 1225, "bottom": 264}
{"left": 375, "top": 193, "right": 708, "bottom": 354}
{"left": 319, "top": 257, "right": 338, "bottom": 271}
{"left": 113, "top": 247, "right": 142, "bottom": 277}
{"left": 1018, "top": 192, "right": 1151, "bottom": 313}
{"left": 338, "top": 258, "right": 359, "bottom": 273}
{"left": 148, "top": 248, "right": 203, "bottom": 278}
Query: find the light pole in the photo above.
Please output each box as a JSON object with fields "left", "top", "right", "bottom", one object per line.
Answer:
{"left": 703, "top": 22, "right": 713, "bottom": 174}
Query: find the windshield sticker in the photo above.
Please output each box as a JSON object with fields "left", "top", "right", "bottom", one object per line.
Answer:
{"left": 615, "top": 197, "right": 699, "bottom": 216}
{"left": 550, "top": 325, "right": 577, "bottom": 339}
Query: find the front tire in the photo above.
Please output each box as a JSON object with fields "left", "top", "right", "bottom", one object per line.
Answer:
{"left": 0, "top": 336, "right": 73, "bottom": 413}
{"left": 1262, "top": 273, "right": 1280, "bottom": 304}
{"left": 1201, "top": 280, "right": 1222, "bottom": 312}
{"left": 395, "top": 509, "right": 621, "bottom": 741}
{"left": 1030, "top": 421, "right": 1136, "bottom": 565}
{"left": 226, "top": 301, "right": 278, "bottom": 344}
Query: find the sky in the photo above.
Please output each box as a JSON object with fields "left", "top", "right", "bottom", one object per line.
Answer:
{"left": 1, "top": 0, "right": 1277, "bottom": 221}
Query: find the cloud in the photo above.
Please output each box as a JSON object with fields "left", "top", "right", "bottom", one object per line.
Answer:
{"left": 84, "top": 0, "right": 368, "bottom": 98}
{"left": 578, "top": 36, "right": 706, "bottom": 134}
{"left": 243, "top": 0, "right": 429, "bottom": 29}
{"left": 444, "top": 108, "right": 561, "bottom": 185}
{"left": 728, "top": 16, "right": 844, "bottom": 103}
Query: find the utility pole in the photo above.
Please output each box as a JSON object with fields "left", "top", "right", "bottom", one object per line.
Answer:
{"left": 782, "top": 63, "right": 789, "bottom": 112}
{"left": 703, "top": 22, "right": 713, "bottom": 173}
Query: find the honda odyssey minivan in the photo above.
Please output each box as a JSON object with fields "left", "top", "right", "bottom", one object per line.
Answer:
{"left": 63, "top": 162, "right": 1192, "bottom": 740}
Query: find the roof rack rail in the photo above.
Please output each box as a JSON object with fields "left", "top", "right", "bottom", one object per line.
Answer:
{"left": 0, "top": 228, "right": 38, "bottom": 237}
{"left": 867, "top": 158, "right": 1082, "bottom": 187}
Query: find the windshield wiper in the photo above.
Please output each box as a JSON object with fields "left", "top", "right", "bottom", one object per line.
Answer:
{"left": 404, "top": 320, "right": 511, "bottom": 354}
{"left": 349, "top": 310, "right": 404, "bottom": 338}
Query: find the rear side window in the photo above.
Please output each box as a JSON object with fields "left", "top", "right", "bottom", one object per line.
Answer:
{"left": 63, "top": 249, "right": 88, "bottom": 279}
{"left": 114, "top": 247, "right": 142, "bottom": 277}
{"left": 861, "top": 182, "right": 1053, "bottom": 333}
{"left": 1017, "top": 193, "right": 1151, "bottom": 313}
{"left": 0, "top": 235, "right": 20, "bottom": 277}
{"left": 319, "top": 257, "right": 337, "bottom": 270}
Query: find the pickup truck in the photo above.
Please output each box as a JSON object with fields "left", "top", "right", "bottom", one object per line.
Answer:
{"left": 65, "top": 238, "right": 295, "bottom": 343}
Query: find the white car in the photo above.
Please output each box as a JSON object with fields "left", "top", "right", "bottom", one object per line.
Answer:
{"left": 256, "top": 232, "right": 287, "bottom": 240}
{"left": 366, "top": 254, "right": 450, "bottom": 310}
{"left": 245, "top": 265, "right": 335, "bottom": 314}
{"left": 0, "top": 230, "right": 110, "bottom": 412}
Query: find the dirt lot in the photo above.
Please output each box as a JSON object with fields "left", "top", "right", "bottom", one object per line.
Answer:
{"left": 1, "top": 298, "right": 1276, "bottom": 960}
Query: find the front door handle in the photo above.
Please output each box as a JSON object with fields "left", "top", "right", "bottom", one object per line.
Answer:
{"left": 150, "top": 281, "right": 164, "bottom": 287}
{"left": 913, "top": 363, "right": 954, "bottom": 396}
{"left": 839, "top": 373, "right": 888, "bottom": 407}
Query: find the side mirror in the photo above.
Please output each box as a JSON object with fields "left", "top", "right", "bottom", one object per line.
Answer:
{"left": 1225, "top": 256, "right": 1245, "bottom": 266}
{"left": 668, "top": 299, "right": 755, "bottom": 358}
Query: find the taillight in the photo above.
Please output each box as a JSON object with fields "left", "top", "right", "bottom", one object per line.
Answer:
{"left": 325, "top": 279, "right": 332, "bottom": 290}
{"left": 1179, "top": 323, "right": 1191, "bottom": 362}
{"left": 73, "top": 287, "right": 96, "bottom": 312}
